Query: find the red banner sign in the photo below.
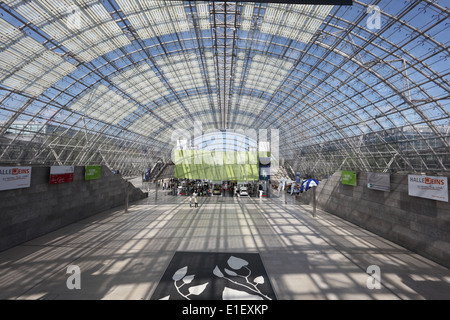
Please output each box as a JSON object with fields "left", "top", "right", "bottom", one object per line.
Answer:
{"left": 49, "top": 166, "right": 74, "bottom": 185}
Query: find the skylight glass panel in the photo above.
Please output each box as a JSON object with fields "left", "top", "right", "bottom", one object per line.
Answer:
{"left": 157, "top": 52, "right": 204, "bottom": 91}
{"left": 234, "top": 52, "right": 246, "bottom": 87}
{"left": 110, "top": 62, "right": 170, "bottom": 105}
{"left": 155, "top": 93, "right": 218, "bottom": 125}
{"left": 260, "top": 4, "right": 333, "bottom": 43}
{"left": 196, "top": 2, "right": 210, "bottom": 30}
{"left": 180, "top": 95, "right": 210, "bottom": 115}
{"left": 196, "top": 2, "right": 209, "bottom": 19}
{"left": 244, "top": 54, "right": 293, "bottom": 94}
{"left": 0, "top": 19, "right": 76, "bottom": 96}
{"left": 157, "top": 118, "right": 195, "bottom": 142}
{"left": 154, "top": 100, "right": 186, "bottom": 122}
{"left": 6, "top": 0, "right": 131, "bottom": 62}
{"left": 233, "top": 96, "right": 266, "bottom": 120}
{"left": 116, "top": 0, "right": 189, "bottom": 40}
{"left": 204, "top": 51, "right": 216, "bottom": 87}
{"left": 236, "top": 114, "right": 258, "bottom": 127}
{"left": 241, "top": 2, "right": 255, "bottom": 31}
{"left": 128, "top": 113, "right": 162, "bottom": 136}
{"left": 199, "top": 19, "right": 210, "bottom": 30}
{"left": 70, "top": 84, "right": 138, "bottom": 125}
{"left": 196, "top": 113, "right": 215, "bottom": 126}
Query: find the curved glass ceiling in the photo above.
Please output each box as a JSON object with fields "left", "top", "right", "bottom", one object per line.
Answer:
{"left": 0, "top": 1, "right": 449, "bottom": 176}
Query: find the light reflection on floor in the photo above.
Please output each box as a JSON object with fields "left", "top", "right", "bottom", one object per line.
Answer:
{"left": 0, "top": 189, "right": 449, "bottom": 300}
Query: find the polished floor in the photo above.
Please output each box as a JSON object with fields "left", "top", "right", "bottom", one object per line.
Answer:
{"left": 0, "top": 187, "right": 449, "bottom": 300}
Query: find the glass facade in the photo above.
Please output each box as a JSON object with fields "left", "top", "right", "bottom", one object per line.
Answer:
{"left": 0, "top": 1, "right": 448, "bottom": 176}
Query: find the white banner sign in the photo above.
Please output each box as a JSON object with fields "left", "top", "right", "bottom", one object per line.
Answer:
{"left": 408, "top": 175, "right": 448, "bottom": 202}
{"left": 0, "top": 166, "right": 32, "bottom": 191}
{"left": 50, "top": 166, "right": 74, "bottom": 175}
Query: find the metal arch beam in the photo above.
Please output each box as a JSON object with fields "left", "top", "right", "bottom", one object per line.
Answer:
{"left": 0, "top": 97, "right": 39, "bottom": 160}
{"left": 187, "top": 1, "right": 221, "bottom": 129}
{"left": 1, "top": 1, "right": 449, "bottom": 174}
{"left": 252, "top": 11, "right": 401, "bottom": 130}
{"left": 0, "top": 3, "right": 436, "bottom": 141}
{"left": 48, "top": 46, "right": 214, "bottom": 140}
{"left": 274, "top": 77, "right": 419, "bottom": 171}
{"left": 256, "top": 22, "right": 446, "bottom": 171}
{"left": 254, "top": 66, "right": 381, "bottom": 168}
{"left": 0, "top": 67, "right": 174, "bottom": 168}
{"left": 251, "top": 0, "right": 444, "bottom": 131}
{"left": 288, "top": 44, "right": 440, "bottom": 171}
{"left": 247, "top": 0, "right": 374, "bottom": 129}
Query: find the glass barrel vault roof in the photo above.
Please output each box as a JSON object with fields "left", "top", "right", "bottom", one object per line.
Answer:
{"left": 0, "top": 0, "right": 448, "bottom": 176}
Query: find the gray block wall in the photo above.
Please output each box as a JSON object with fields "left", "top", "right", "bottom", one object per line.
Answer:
{"left": 0, "top": 166, "right": 146, "bottom": 252}
{"left": 297, "top": 171, "right": 450, "bottom": 268}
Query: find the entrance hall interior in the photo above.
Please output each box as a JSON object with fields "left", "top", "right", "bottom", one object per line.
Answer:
{"left": 0, "top": 0, "right": 449, "bottom": 300}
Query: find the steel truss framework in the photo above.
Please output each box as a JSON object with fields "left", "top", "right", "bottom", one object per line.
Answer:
{"left": 0, "top": 0, "right": 448, "bottom": 176}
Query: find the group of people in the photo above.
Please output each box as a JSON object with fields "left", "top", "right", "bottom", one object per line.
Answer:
{"left": 189, "top": 193, "right": 199, "bottom": 208}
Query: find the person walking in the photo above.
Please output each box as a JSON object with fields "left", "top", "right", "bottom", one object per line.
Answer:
{"left": 189, "top": 195, "right": 192, "bottom": 208}
{"left": 194, "top": 194, "right": 198, "bottom": 208}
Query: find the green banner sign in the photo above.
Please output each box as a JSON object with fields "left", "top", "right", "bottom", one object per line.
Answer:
{"left": 85, "top": 166, "right": 101, "bottom": 180}
{"left": 173, "top": 150, "right": 269, "bottom": 181}
{"left": 341, "top": 170, "right": 357, "bottom": 186}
